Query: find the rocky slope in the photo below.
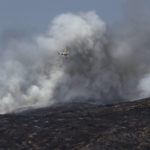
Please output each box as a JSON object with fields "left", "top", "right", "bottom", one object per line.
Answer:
{"left": 0, "top": 98, "right": 150, "bottom": 150}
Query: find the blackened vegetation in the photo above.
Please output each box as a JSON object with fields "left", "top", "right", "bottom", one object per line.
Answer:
{"left": 0, "top": 98, "right": 150, "bottom": 150}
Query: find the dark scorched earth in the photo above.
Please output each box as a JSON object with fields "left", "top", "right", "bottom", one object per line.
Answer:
{"left": 0, "top": 98, "right": 150, "bottom": 150}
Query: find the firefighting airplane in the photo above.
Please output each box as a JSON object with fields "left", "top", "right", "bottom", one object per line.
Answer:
{"left": 58, "top": 49, "right": 69, "bottom": 56}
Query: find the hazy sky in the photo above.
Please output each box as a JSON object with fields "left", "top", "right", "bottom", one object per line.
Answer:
{"left": 0, "top": 0, "right": 127, "bottom": 33}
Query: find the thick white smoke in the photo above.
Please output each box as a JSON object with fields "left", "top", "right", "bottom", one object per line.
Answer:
{"left": 0, "top": 12, "right": 106, "bottom": 114}
{"left": 0, "top": 9, "right": 150, "bottom": 114}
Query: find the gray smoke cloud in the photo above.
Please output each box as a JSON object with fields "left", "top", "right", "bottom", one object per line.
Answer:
{"left": 0, "top": 1, "right": 150, "bottom": 114}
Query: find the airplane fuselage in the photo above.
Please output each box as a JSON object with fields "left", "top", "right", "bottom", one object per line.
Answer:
{"left": 58, "top": 51, "right": 69, "bottom": 56}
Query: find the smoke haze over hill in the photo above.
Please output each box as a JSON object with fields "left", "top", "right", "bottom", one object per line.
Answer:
{"left": 0, "top": 0, "right": 150, "bottom": 114}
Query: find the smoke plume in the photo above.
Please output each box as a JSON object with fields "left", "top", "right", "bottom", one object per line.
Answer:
{"left": 0, "top": 1, "right": 150, "bottom": 113}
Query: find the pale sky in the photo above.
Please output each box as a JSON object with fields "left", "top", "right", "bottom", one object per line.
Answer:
{"left": 0, "top": 0, "right": 127, "bottom": 33}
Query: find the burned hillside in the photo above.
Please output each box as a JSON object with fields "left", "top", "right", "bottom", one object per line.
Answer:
{"left": 0, "top": 98, "right": 150, "bottom": 150}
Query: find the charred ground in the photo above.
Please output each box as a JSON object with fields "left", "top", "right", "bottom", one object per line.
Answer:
{"left": 0, "top": 98, "right": 150, "bottom": 150}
